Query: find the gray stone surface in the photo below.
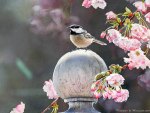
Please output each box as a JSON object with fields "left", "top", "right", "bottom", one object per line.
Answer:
{"left": 53, "top": 49, "right": 107, "bottom": 113}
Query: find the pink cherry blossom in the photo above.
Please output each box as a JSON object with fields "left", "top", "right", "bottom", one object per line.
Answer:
{"left": 106, "top": 29, "right": 122, "bottom": 43}
{"left": 106, "top": 11, "right": 117, "bottom": 20}
{"left": 124, "top": 49, "right": 150, "bottom": 70}
{"left": 145, "top": 12, "right": 150, "bottom": 23}
{"left": 106, "top": 28, "right": 141, "bottom": 51}
{"left": 103, "top": 88, "right": 113, "bottom": 99}
{"left": 10, "top": 102, "right": 25, "bottom": 113}
{"left": 133, "top": 1, "right": 147, "bottom": 13}
{"left": 82, "top": 0, "right": 92, "bottom": 8}
{"left": 113, "top": 89, "right": 129, "bottom": 102}
{"left": 43, "top": 79, "right": 58, "bottom": 99}
{"left": 94, "top": 91, "right": 101, "bottom": 98}
{"left": 91, "top": 0, "right": 107, "bottom": 9}
{"left": 106, "top": 73, "right": 125, "bottom": 87}
{"left": 100, "top": 31, "right": 106, "bottom": 38}
{"left": 113, "top": 37, "right": 141, "bottom": 51}
{"left": 111, "top": 90, "right": 118, "bottom": 99}
{"left": 102, "top": 88, "right": 129, "bottom": 102}
{"left": 130, "top": 24, "right": 150, "bottom": 42}
{"left": 145, "top": 0, "right": 150, "bottom": 7}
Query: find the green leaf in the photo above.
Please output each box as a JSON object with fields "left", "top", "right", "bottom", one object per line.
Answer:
{"left": 127, "top": 24, "right": 132, "bottom": 30}
{"left": 123, "top": 12, "right": 129, "bottom": 16}
{"left": 124, "top": 18, "right": 131, "bottom": 26}
{"left": 109, "top": 64, "right": 122, "bottom": 73}
{"left": 95, "top": 72, "right": 105, "bottom": 80}
{"left": 117, "top": 18, "right": 121, "bottom": 23}
{"left": 113, "top": 23, "right": 119, "bottom": 27}
{"left": 125, "top": 7, "right": 131, "bottom": 13}
{"left": 135, "top": 12, "right": 141, "bottom": 20}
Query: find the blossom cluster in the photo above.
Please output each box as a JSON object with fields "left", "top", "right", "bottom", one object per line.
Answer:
{"left": 130, "top": 24, "right": 150, "bottom": 42}
{"left": 91, "top": 65, "right": 129, "bottom": 102}
{"left": 106, "top": 29, "right": 141, "bottom": 51}
{"left": 92, "top": 0, "right": 150, "bottom": 103}
{"left": 133, "top": 0, "right": 150, "bottom": 13}
{"left": 130, "top": 0, "right": 150, "bottom": 40}
{"left": 100, "top": 6, "right": 150, "bottom": 70}
{"left": 124, "top": 49, "right": 150, "bottom": 70}
{"left": 82, "top": 0, "right": 107, "bottom": 9}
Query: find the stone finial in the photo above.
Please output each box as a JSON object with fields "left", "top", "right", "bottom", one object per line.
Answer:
{"left": 53, "top": 49, "right": 107, "bottom": 113}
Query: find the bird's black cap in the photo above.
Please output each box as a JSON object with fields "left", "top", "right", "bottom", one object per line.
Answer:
{"left": 67, "top": 24, "right": 83, "bottom": 29}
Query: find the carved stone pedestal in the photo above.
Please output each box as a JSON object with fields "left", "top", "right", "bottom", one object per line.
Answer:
{"left": 53, "top": 49, "right": 107, "bottom": 113}
{"left": 62, "top": 98, "right": 99, "bottom": 113}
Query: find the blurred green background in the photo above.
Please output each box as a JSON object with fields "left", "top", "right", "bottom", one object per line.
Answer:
{"left": 0, "top": 0, "right": 149, "bottom": 113}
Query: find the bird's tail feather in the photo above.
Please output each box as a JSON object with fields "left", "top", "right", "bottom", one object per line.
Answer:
{"left": 93, "top": 39, "right": 107, "bottom": 45}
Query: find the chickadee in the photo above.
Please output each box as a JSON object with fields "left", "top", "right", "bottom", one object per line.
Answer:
{"left": 68, "top": 24, "right": 107, "bottom": 48}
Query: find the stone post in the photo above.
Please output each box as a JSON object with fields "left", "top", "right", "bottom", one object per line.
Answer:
{"left": 53, "top": 49, "right": 107, "bottom": 113}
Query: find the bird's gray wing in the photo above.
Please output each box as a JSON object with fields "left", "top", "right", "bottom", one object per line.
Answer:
{"left": 83, "top": 32, "right": 107, "bottom": 45}
{"left": 83, "top": 32, "right": 95, "bottom": 39}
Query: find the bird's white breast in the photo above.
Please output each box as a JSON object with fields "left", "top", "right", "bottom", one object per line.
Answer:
{"left": 70, "top": 35, "right": 93, "bottom": 48}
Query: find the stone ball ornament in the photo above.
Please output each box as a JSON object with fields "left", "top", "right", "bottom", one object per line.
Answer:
{"left": 52, "top": 49, "right": 107, "bottom": 113}
{"left": 53, "top": 49, "right": 107, "bottom": 98}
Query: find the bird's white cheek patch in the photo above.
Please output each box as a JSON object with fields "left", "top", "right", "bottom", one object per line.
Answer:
{"left": 71, "top": 28, "right": 84, "bottom": 33}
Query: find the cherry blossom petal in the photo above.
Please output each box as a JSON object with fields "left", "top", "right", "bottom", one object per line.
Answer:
{"left": 114, "top": 89, "right": 129, "bottom": 102}
{"left": 106, "top": 11, "right": 117, "bottom": 20}
{"left": 82, "top": 0, "right": 92, "bottom": 8}
{"left": 145, "top": 0, "right": 150, "bottom": 7}
{"left": 106, "top": 73, "right": 125, "bottom": 87}
{"left": 133, "top": 1, "right": 147, "bottom": 13}
{"left": 43, "top": 79, "right": 58, "bottom": 99}
{"left": 113, "top": 37, "right": 141, "bottom": 51}
{"left": 10, "top": 102, "right": 25, "bottom": 113}
{"left": 91, "top": 0, "right": 107, "bottom": 9}
{"left": 106, "top": 29, "right": 122, "bottom": 43}
{"left": 94, "top": 91, "right": 101, "bottom": 98}
{"left": 100, "top": 31, "right": 106, "bottom": 38}
{"left": 124, "top": 49, "right": 150, "bottom": 70}
{"left": 130, "top": 24, "right": 150, "bottom": 42}
{"left": 145, "top": 12, "right": 150, "bottom": 23}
